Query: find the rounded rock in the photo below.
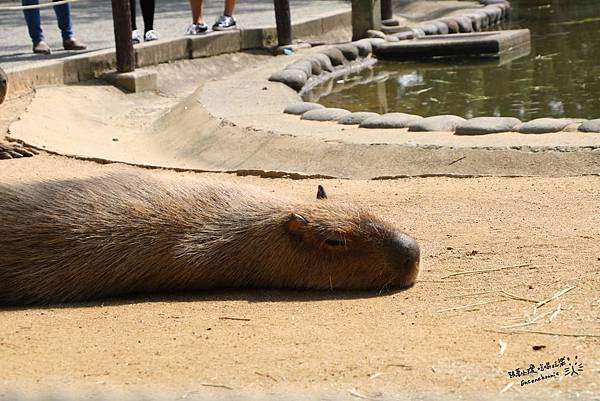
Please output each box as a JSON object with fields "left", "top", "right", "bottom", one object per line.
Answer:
{"left": 517, "top": 118, "right": 576, "bottom": 134}
{"left": 412, "top": 27, "right": 426, "bottom": 38}
{"left": 367, "top": 30, "right": 387, "bottom": 39}
{"left": 483, "top": 6, "right": 502, "bottom": 23}
{"left": 311, "top": 53, "right": 334, "bottom": 72}
{"left": 283, "top": 102, "right": 324, "bottom": 115}
{"left": 268, "top": 69, "right": 308, "bottom": 91}
{"left": 286, "top": 60, "right": 313, "bottom": 77}
{"left": 338, "top": 112, "right": 380, "bottom": 125}
{"left": 441, "top": 19, "right": 460, "bottom": 34}
{"left": 419, "top": 24, "right": 438, "bottom": 35}
{"left": 359, "top": 113, "right": 423, "bottom": 129}
{"left": 477, "top": 12, "right": 490, "bottom": 28}
{"left": 456, "top": 16, "right": 474, "bottom": 33}
{"left": 336, "top": 44, "right": 360, "bottom": 61}
{"left": 382, "top": 19, "right": 400, "bottom": 27}
{"left": 304, "top": 57, "right": 323, "bottom": 75}
{"left": 455, "top": 117, "right": 522, "bottom": 135}
{"left": 408, "top": 115, "right": 467, "bottom": 132}
{"left": 432, "top": 21, "right": 449, "bottom": 35}
{"left": 352, "top": 39, "right": 373, "bottom": 57}
{"left": 466, "top": 14, "right": 483, "bottom": 31}
{"left": 578, "top": 119, "right": 600, "bottom": 133}
{"left": 322, "top": 47, "right": 347, "bottom": 66}
{"left": 301, "top": 108, "right": 351, "bottom": 121}
{"left": 393, "top": 31, "right": 415, "bottom": 40}
{"left": 368, "top": 38, "right": 387, "bottom": 51}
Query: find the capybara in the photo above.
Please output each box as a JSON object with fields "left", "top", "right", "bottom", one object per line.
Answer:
{"left": 0, "top": 172, "right": 420, "bottom": 305}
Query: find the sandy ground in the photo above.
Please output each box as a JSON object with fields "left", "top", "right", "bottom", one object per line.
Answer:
{"left": 1, "top": 8, "right": 599, "bottom": 398}
{"left": 0, "top": 154, "right": 599, "bottom": 401}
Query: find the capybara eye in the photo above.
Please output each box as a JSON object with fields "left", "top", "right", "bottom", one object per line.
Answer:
{"left": 325, "top": 238, "right": 346, "bottom": 247}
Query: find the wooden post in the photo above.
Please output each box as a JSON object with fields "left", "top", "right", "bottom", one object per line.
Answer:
{"left": 111, "top": 0, "right": 135, "bottom": 73}
{"left": 351, "top": 0, "right": 382, "bottom": 40}
{"left": 381, "top": 0, "right": 393, "bottom": 21}
{"left": 274, "top": 0, "right": 292, "bottom": 46}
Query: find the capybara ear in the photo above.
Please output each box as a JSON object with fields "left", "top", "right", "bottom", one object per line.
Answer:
{"left": 316, "top": 185, "right": 327, "bottom": 200}
{"left": 286, "top": 213, "right": 308, "bottom": 239}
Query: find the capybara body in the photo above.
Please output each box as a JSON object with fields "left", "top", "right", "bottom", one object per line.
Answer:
{"left": 0, "top": 173, "right": 420, "bottom": 305}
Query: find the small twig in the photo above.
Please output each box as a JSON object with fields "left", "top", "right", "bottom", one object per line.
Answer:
{"left": 369, "top": 372, "right": 383, "bottom": 380}
{"left": 218, "top": 317, "right": 251, "bottom": 321}
{"left": 500, "top": 290, "right": 539, "bottom": 303}
{"left": 500, "top": 321, "right": 539, "bottom": 329}
{"left": 441, "top": 263, "right": 531, "bottom": 279}
{"left": 437, "top": 299, "right": 507, "bottom": 313}
{"left": 499, "top": 382, "right": 514, "bottom": 394}
{"left": 200, "top": 383, "right": 233, "bottom": 390}
{"left": 548, "top": 303, "right": 562, "bottom": 322}
{"left": 448, "top": 155, "right": 466, "bottom": 166}
{"left": 535, "top": 285, "right": 577, "bottom": 309}
{"left": 447, "top": 290, "right": 538, "bottom": 303}
{"left": 492, "top": 329, "right": 600, "bottom": 338}
{"left": 348, "top": 389, "right": 374, "bottom": 400}
{"left": 385, "top": 363, "right": 413, "bottom": 370}
{"left": 255, "top": 371, "right": 278, "bottom": 382}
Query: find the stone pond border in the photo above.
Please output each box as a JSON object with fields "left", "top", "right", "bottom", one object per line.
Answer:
{"left": 268, "top": 0, "right": 600, "bottom": 135}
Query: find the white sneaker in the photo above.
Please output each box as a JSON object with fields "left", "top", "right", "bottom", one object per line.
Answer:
{"left": 185, "top": 22, "right": 208, "bottom": 35}
{"left": 144, "top": 30, "right": 159, "bottom": 41}
{"left": 132, "top": 30, "right": 142, "bottom": 44}
{"left": 213, "top": 15, "right": 237, "bottom": 31}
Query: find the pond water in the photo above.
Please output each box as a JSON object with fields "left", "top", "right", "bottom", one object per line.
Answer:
{"left": 305, "top": 0, "right": 600, "bottom": 120}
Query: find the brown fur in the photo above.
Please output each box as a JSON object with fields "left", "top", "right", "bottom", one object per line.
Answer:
{"left": 0, "top": 172, "right": 420, "bottom": 305}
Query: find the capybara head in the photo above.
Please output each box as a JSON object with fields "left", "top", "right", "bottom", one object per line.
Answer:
{"left": 180, "top": 182, "right": 421, "bottom": 293}
{"left": 264, "top": 186, "right": 420, "bottom": 291}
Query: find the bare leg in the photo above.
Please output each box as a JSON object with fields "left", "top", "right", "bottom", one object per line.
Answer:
{"left": 223, "top": 0, "right": 235, "bottom": 17}
{"left": 189, "top": 0, "right": 203, "bottom": 23}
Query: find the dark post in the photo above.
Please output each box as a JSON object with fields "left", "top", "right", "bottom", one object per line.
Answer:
{"left": 111, "top": 0, "right": 135, "bottom": 73}
{"left": 351, "top": 0, "right": 382, "bottom": 40}
{"left": 273, "top": 0, "right": 292, "bottom": 46}
{"left": 381, "top": 0, "right": 393, "bottom": 21}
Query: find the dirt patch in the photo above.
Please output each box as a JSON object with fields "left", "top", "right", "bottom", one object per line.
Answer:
{"left": 0, "top": 155, "right": 598, "bottom": 400}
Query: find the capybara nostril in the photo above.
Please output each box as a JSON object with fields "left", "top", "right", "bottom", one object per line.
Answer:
{"left": 386, "top": 232, "right": 420, "bottom": 286}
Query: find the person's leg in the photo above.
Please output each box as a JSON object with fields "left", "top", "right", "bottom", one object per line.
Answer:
{"left": 189, "top": 0, "right": 203, "bottom": 23}
{"left": 130, "top": 0, "right": 138, "bottom": 31}
{"left": 52, "top": 0, "right": 73, "bottom": 40}
{"left": 223, "top": 0, "right": 235, "bottom": 17}
{"left": 53, "top": 0, "right": 86, "bottom": 50}
{"left": 21, "top": 0, "right": 43, "bottom": 45}
{"left": 186, "top": 0, "right": 207, "bottom": 34}
{"left": 140, "top": 0, "right": 155, "bottom": 33}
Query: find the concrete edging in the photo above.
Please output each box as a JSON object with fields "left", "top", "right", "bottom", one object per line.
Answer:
{"left": 3, "top": 9, "right": 351, "bottom": 98}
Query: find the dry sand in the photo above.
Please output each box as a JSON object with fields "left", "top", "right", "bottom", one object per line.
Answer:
{"left": 0, "top": 154, "right": 599, "bottom": 400}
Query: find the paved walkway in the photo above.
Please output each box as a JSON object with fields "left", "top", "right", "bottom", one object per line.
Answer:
{"left": 0, "top": 0, "right": 349, "bottom": 69}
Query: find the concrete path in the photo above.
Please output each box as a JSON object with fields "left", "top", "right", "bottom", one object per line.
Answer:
{"left": 0, "top": 0, "right": 348, "bottom": 69}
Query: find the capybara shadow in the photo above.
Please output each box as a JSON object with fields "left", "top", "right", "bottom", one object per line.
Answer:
{"left": 0, "top": 287, "right": 416, "bottom": 312}
{"left": 0, "top": 172, "right": 420, "bottom": 307}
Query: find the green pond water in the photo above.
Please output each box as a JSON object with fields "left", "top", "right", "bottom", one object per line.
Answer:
{"left": 305, "top": 0, "right": 600, "bottom": 120}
